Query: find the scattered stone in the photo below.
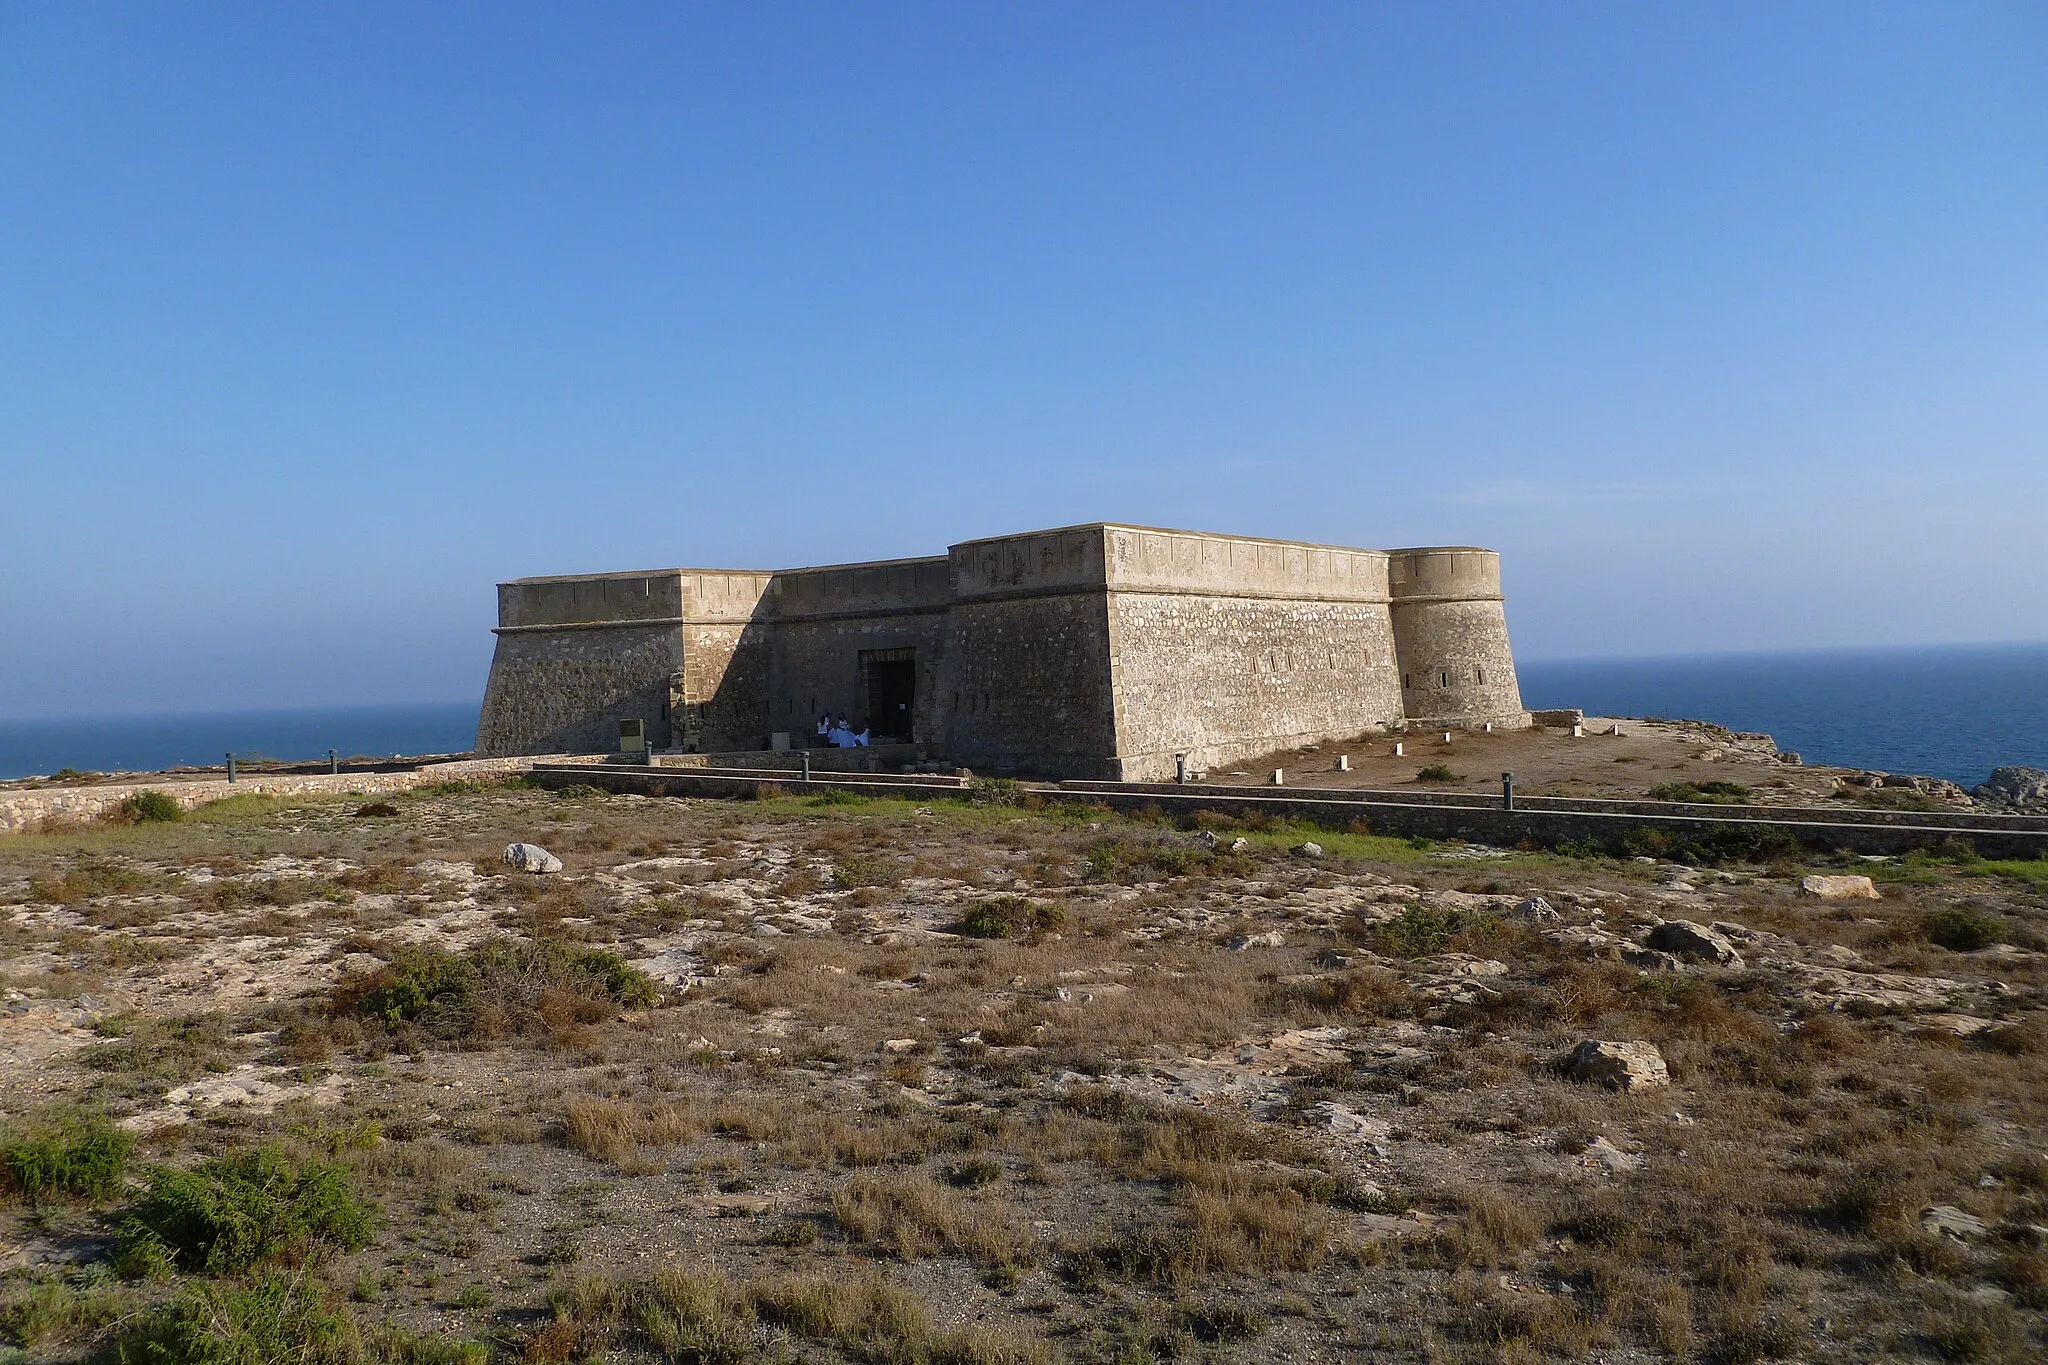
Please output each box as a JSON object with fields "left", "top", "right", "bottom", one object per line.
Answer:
{"left": 1645, "top": 919, "right": 1744, "bottom": 968}
{"left": 1296, "top": 842, "right": 1325, "bottom": 859}
{"left": 1913, "top": 1013, "right": 1997, "bottom": 1038}
{"left": 1228, "top": 931, "right": 1286, "bottom": 951}
{"left": 1620, "top": 947, "right": 1685, "bottom": 973}
{"left": 1510, "top": 896, "right": 1560, "bottom": 924}
{"left": 705, "top": 1193, "right": 776, "bottom": 1217}
{"left": 1568, "top": 1039, "right": 1669, "bottom": 1091}
{"left": 1920, "top": 1205, "right": 1988, "bottom": 1241}
{"left": 1228, "top": 838, "right": 1250, "bottom": 854}
{"left": 1973, "top": 766, "right": 2048, "bottom": 812}
{"left": 1311, "top": 1100, "right": 1392, "bottom": 1142}
{"left": 505, "top": 843, "right": 564, "bottom": 874}
{"left": 880, "top": 1038, "right": 919, "bottom": 1053}
{"left": 1582, "top": 1135, "right": 1643, "bottom": 1173}
{"left": 1799, "top": 874, "right": 1879, "bottom": 900}
{"left": 1195, "top": 830, "right": 1220, "bottom": 851}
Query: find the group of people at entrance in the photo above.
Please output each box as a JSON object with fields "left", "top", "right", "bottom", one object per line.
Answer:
{"left": 817, "top": 713, "right": 870, "bottom": 748}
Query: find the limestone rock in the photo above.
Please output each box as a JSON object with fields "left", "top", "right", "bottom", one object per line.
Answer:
{"left": 1311, "top": 1100, "right": 1392, "bottom": 1142}
{"left": 1920, "top": 1205, "right": 1988, "bottom": 1241}
{"left": 879, "top": 1038, "right": 919, "bottom": 1054}
{"left": 1621, "top": 946, "right": 1685, "bottom": 973}
{"left": 1799, "top": 874, "right": 1879, "bottom": 900}
{"left": 1645, "top": 919, "right": 1744, "bottom": 968}
{"left": 1582, "top": 1135, "right": 1643, "bottom": 1173}
{"left": 1510, "top": 896, "right": 1561, "bottom": 924}
{"left": 1568, "top": 1039, "right": 1669, "bottom": 1091}
{"left": 1228, "top": 931, "right": 1286, "bottom": 951}
{"left": 1295, "top": 842, "right": 1325, "bottom": 859}
{"left": 504, "top": 843, "right": 564, "bottom": 874}
{"left": 1228, "top": 837, "right": 1250, "bottom": 854}
{"left": 1194, "top": 830, "right": 1220, "bottom": 851}
{"left": 1973, "top": 766, "right": 2048, "bottom": 812}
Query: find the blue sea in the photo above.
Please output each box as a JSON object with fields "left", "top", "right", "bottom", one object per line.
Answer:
{"left": 0, "top": 644, "right": 2043, "bottom": 786}
{"left": 1519, "top": 643, "right": 2048, "bottom": 788}
{"left": 0, "top": 703, "right": 481, "bottom": 781}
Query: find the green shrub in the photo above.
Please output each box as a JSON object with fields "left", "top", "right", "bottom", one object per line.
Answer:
{"left": 807, "top": 787, "right": 863, "bottom": 807}
{"left": 113, "top": 1271, "right": 360, "bottom": 1365}
{"left": 1370, "top": 905, "right": 1465, "bottom": 958}
{"left": 338, "top": 937, "right": 658, "bottom": 1034}
{"left": 365, "top": 1325, "right": 490, "bottom": 1364}
{"left": 1611, "top": 823, "right": 1800, "bottom": 866}
{"left": 957, "top": 896, "right": 1064, "bottom": 939}
{"left": 1414, "top": 765, "right": 1461, "bottom": 783}
{"left": 1645, "top": 780, "right": 1753, "bottom": 805}
{"left": 114, "top": 790, "right": 184, "bottom": 823}
{"left": 119, "top": 1144, "right": 376, "bottom": 1276}
{"left": 969, "top": 777, "right": 1023, "bottom": 807}
{"left": 0, "top": 1274, "right": 137, "bottom": 1348}
{"left": 832, "top": 855, "right": 894, "bottom": 889}
{"left": 0, "top": 1112, "right": 133, "bottom": 1204}
{"left": 1924, "top": 907, "right": 2002, "bottom": 952}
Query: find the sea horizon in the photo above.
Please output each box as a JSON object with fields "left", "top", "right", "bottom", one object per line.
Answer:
{"left": 3, "top": 640, "right": 2044, "bottom": 786}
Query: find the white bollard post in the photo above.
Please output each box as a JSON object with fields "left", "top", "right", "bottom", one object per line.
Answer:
{"left": 1482, "top": 722, "right": 1493, "bottom": 734}
{"left": 1571, "top": 723, "right": 1585, "bottom": 738}
{"left": 1442, "top": 731, "right": 1453, "bottom": 744}
{"left": 1393, "top": 742, "right": 1404, "bottom": 757}
{"left": 1270, "top": 768, "right": 1285, "bottom": 785}
{"left": 1337, "top": 754, "right": 1350, "bottom": 772}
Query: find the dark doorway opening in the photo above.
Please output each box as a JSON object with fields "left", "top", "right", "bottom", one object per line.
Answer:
{"left": 861, "top": 649, "right": 917, "bottom": 742}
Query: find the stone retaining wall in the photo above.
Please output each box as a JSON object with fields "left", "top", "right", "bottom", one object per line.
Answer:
{"left": 0, "top": 756, "right": 572, "bottom": 835}
{"left": 527, "top": 764, "right": 2048, "bottom": 860}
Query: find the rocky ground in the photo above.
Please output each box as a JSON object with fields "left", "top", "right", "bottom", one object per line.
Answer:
{"left": 1204, "top": 718, "right": 2031, "bottom": 814}
{"left": 0, "top": 781, "right": 2044, "bottom": 1362}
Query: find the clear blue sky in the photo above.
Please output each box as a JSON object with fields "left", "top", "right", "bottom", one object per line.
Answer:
{"left": 4, "top": 3, "right": 2043, "bottom": 719}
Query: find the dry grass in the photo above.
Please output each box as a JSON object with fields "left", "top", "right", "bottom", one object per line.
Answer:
{"left": 1, "top": 782, "right": 2043, "bottom": 1363}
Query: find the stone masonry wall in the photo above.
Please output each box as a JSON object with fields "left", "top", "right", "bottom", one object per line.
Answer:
{"left": 943, "top": 594, "right": 1118, "bottom": 778}
{"left": 1106, "top": 592, "right": 1403, "bottom": 782}
{"left": 0, "top": 757, "right": 548, "bottom": 836}
{"left": 476, "top": 624, "right": 685, "bottom": 755}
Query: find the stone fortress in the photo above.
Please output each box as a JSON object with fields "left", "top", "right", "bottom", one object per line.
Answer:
{"left": 476, "top": 523, "right": 1530, "bottom": 782}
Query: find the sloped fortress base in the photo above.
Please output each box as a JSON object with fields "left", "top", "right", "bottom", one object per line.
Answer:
{"left": 476, "top": 524, "right": 1530, "bottom": 781}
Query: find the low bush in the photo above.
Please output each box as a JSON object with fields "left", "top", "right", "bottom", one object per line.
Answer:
{"left": 1414, "top": 765, "right": 1461, "bottom": 783}
{"left": 831, "top": 855, "right": 895, "bottom": 889}
{"left": 351, "top": 802, "right": 400, "bottom": 819}
{"left": 957, "top": 896, "right": 1065, "bottom": 939}
{"left": 0, "top": 1274, "right": 137, "bottom": 1348}
{"left": 113, "top": 790, "right": 183, "bottom": 823}
{"left": 336, "top": 937, "right": 659, "bottom": 1038}
{"left": 969, "top": 777, "right": 1024, "bottom": 807}
{"left": 1370, "top": 904, "right": 1466, "bottom": 958}
{"left": 0, "top": 1111, "right": 133, "bottom": 1204}
{"left": 1923, "top": 907, "right": 2002, "bottom": 952}
{"left": 119, "top": 1144, "right": 376, "bottom": 1275}
{"left": 1646, "top": 780, "right": 1753, "bottom": 805}
{"left": 113, "top": 1271, "right": 359, "bottom": 1365}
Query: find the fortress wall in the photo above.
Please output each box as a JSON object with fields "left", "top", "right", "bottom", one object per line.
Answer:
{"left": 476, "top": 623, "right": 685, "bottom": 755}
{"left": 1105, "top": 594, "right": 1404, "bottom": 781}
{"left": 942, "top": 528, "right": 1117, "bottom": 776}
{"left": 672, "top": 573, "right": 775, "bottom": 752}
{"left": 1387, "top": 548, "right": 1529, "bottom": 729}
{"left": 765, "top": 614, "right": 951, "bottom": 744}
